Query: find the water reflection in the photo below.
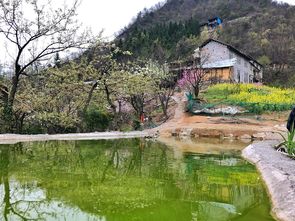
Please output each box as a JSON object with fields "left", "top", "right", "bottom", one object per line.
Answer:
{"left": 0, "top": 139, "right": 274, "bottom": 221}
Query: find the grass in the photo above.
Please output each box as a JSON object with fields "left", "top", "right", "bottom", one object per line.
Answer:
{"left": 203, "top": 83, "right": 295, "bottom": 114}
{"left": 277, "top": 123, "right": 295, "bottom": 156}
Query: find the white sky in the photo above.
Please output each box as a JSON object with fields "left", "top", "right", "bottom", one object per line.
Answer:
{"left": 277, "top": 0, "right": 295, "bottom": 5}
{"left": 77, "top": 0, "right": 166, "bottom": 39}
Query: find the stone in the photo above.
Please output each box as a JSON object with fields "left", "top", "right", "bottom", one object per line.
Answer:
{"left": 223, "top": 134, "right": 235, "bottom": 140}
{"left": 171, "top": 129, "right": 178, "bottom": 137}
{"left": 191, "top": 129, "right": 199, "bottom": 138}
{"left": 193, "top": 106, "right": 246, "bottom": 115}
{"left": 252, "top": 132, "right": 266, "bottom": 140}
{"left": 179, "top": 128, "right": 193, "bottom": 137}
{"left": 240, "top": 134, "right": 252, "bottom": 140}
{"left": 264, "top": 132, "right": 283, "bottom": 140}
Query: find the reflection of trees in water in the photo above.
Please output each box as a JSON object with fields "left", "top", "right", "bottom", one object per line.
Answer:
{"left": 182, "top": 153, "right": 267, "bottom": 217}
{"left": 0, "top": 140, "right": 173, "bottom": 217}
{"left": 0, "top": 145, "right": 49, "bottom": 221}
{"left": 101, "top": 145, "right": 119, "bottom": 183}
{"left": 0, "top": 139, "right": 272, "bottom": 221}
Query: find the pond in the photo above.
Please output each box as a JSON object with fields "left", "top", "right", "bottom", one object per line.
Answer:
{"left": 0, "top": 138, "right": 275, "bottom": 221}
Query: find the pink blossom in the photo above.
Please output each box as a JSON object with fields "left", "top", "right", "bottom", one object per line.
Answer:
{"left": 177, "top": 69, "right": 205, "bottom": 91}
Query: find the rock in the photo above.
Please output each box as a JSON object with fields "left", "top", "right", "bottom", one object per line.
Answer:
{"left": 145, "top": 130, "right": 160, "bottom": 139}
{"left": 264, "top": 132, "right": 283, "bottom": 140}
{"left": 154, "top": 130, "right": 160, "bottom": 137}
{"left": 193, "top": 106, "right": 246, "bottom": 115}
{"left": 223, "top": 134, "right": 235, "bottom": 140}
{"left": 171, "top": 129, "right": 178, "bottom": 137}
{"left": 191, "top": 129, "right": 199, "bottom": 138}
{"left": 240, "top": 134, "right": 252, "bottom": 140}
{"left": 252, "top": 132, "right": 266, "bottom": 140}
{"left": 179, "top": 128, "right": 193, "bottom": 137}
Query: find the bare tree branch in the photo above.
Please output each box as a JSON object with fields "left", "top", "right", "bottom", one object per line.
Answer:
{"left": 0, "top": 0, "right": 94, "bottom": 131}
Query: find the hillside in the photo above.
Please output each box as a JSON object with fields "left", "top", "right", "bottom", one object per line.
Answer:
{"left": 116, "top": 0, "right": 295, "bottom": 86}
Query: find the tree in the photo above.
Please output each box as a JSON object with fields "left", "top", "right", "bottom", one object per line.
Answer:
{"left": 174, "top": 36, "right": 198, "bottom": 60}
{"left": 125, "top": 71, "right": 154, "bottom": 119}
{"left": 177, "top": 69, "right": 207, "bottom": 99}
{"left": 0, "top": 0, "right": 92, "bottom": 131}
{"left": 82, "top": 44, "right": 143, "bottom": 130}
{"left": 147, "top": 62, "right": 176, "bottom": 120}
{"left": 21, "top": 62, "right": 91, "bottom": 133}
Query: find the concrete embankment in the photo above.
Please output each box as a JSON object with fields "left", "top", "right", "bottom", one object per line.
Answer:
{"left": 242, "top": 141, "right": 295, "bottom": 221}
{"left": 159, "top": 125, "right": 283, "bottom": 141}
{"left": 0, "top": 131, "right": 152, "bottom": 144}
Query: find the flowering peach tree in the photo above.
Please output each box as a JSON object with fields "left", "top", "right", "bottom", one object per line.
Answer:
{"left": 177, "top": 69, "right": 207, "bottom": 99}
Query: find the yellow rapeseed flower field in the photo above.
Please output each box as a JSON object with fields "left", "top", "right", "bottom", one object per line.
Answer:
{"left": 206, "top": 83, "right": 295, "bottom": 113}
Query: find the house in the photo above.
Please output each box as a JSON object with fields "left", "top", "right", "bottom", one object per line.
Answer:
{"left": 194, "top": 39, "right": 263, "bottom": 83}
{"left": 200, "top": 17, "right": 223, "bottom": 31}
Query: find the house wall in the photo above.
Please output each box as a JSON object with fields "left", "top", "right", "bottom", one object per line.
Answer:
{"left": 200, "top": 41, "right": 258, "bottom": 83}
{"left": 231, "top": 53, "right": 253, "bottom": 83}
{"left": 201, "top": 41, "right": 230, "bottom": 64}
{"left": 252, "top": 62, "right": 263, "bottom": 81}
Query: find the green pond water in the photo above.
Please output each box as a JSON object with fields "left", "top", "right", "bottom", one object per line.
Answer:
{"left": 0, "top": 138, "right": 275, "bottom": 221}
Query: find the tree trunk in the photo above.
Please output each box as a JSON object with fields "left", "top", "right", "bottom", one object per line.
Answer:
{"left": 16, "top": 113, "right": 26, "bottom": 134}
{"left": 3, "top": 173, "right": 10, "bottom": 221}
{"left": 83, "top": 81, "right": 98, "bottom": 113}
{"left": 159, "top": 94, "right": 169, "bottom": 120}
{"left": 193, "top": 86, "right": 200, "bottom": 99}
{"left": 1, "top": 148, "right": 10, "bottom": 221}
{"left": 4, "top": 65, "right": 21, "bottom": 132}
{"left": 104, "top": 83, "right": 116, "bottom": 114}
{"left": 130, "top": 94, "right": 144, "bottom": 119}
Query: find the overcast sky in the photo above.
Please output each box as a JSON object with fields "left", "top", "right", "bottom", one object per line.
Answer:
{"left": 77, "top": 0, "right": 166, "bottom": 39}
{"left": 277, "top": 0, "right": 295, "bottom": 5}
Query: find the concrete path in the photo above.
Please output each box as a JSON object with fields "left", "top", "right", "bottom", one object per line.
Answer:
{"left": 243, "top": 141, "right": 295, "bottom": 221}
{"left": 0, "top": 131, "right": 151, "bottom": 144}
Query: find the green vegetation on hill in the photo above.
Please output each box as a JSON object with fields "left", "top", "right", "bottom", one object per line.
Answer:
{"left": 117, "top": 0, "right": 295, "bottom": 87}
{"left": 118, "top": 17, "right": 200, "bottom": 62}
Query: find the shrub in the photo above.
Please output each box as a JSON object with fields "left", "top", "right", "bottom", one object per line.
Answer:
{"left": 83, "top": 108, "right": 112, "bottom": 132}
{"left": 278, "top": 123, "right": 295, "bottom": 156}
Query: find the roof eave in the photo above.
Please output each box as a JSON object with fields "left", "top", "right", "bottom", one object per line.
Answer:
{"left": 199, "top": 39, "right": 263, "bottom": 67}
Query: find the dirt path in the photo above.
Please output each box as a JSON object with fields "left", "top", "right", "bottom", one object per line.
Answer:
{"left": 155, "top": 93, "right": 188, "bottom": 130}
{"left": 154, "top": 93, "right": 287, "bottom": 140}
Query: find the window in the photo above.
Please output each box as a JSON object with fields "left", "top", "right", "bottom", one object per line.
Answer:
{"left": 237, "top": 70, "right": 240, "bottom": 83}
{"left": 244, "top": 60, "right": 248, "bottom": 67}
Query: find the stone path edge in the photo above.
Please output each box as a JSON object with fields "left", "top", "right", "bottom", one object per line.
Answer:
{"left": 242, "top": 141, "right": 295, "bottom": 221}
{"left": 0, "top": 131, "right": 152, "bottom": 144}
